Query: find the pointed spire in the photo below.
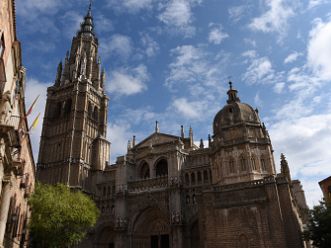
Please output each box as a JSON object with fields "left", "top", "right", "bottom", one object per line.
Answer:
{"left": 132, "top": 135, "right": 136, "bottom": 147}
{"left": 155, "top": 121, "right": 160, "bottom": 133}
{"left": 79, "top": 0, "right": 95, "bottom": 36}
{"left": 189, "top": 126, "right": 193, "bottom": 147}
{"left": 199, "top": 139, "right": 204, "bottom": 149}
{"left": 100, "top": 69, "right": 105, "bottom": 88}
{"left": 280, "top": 153, "right": 291, "bottom": 183}
{"left": 55, "top": 61, "right": 62, "bottom": 86}
{"left": 127, "top": 139, "right": 132, "bottom": 151}
{"left": 227, "top": 81, "right": 240, "bottom": 104}
{"left": 87, "top": 0, "right": 93, "bottom": 17}
{"left": 208, "top": 134, "right": 211, "bottom": 146}
{"left": 181, "top": 125, "right": 185, "bottom": 139}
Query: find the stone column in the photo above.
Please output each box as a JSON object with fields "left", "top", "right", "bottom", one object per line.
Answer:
{"left": 172, "top": 225, "right": 184, "bottom": 248}
{"left": 0, "top": 177, "right": 12, "bottom": 247}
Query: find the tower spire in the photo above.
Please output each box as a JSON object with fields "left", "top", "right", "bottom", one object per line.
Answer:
{"left": 227, "top": 81, "right": 240, "bottom": 104}
{"left": 87, "top": 0, "right": 93, "bottom": 17}
{"left": 79, "top": 0, "right": 95, "bottom": 36}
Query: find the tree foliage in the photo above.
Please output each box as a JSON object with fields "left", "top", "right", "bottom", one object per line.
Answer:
{"left": 303, "top": 200, "right": 331, "bottom": 248}
{"left": 29, "top": 183, "right": 100, "bottom": 248}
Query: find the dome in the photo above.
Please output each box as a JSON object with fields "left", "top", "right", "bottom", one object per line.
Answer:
{"left": 213, "top": 82, "right": 260, "bottom": 136}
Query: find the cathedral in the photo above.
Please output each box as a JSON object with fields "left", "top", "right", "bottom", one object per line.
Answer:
{"left": 37, "top": 5, "right": 309, "bottom": 248}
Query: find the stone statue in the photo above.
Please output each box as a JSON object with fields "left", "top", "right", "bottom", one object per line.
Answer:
{"left": 0, "top": 91, "right": 12, "bottom": 125}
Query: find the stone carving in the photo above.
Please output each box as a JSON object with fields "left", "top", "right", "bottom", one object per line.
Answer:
{"left": 171, "top": 211, "right": 183, "bottom": 225}
{"left": 0, "top": 91, "right": 12, "bottom": 124}
{"left": 116, "top": 217, "right": 128, "bottom": 229}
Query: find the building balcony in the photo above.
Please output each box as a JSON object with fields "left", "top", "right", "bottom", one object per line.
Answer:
{"left": 128, "top": 176, "right": 168, "bottom": 193}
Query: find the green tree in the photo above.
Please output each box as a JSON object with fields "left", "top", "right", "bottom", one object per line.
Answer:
{"left": 29, "top": 183, "right": 100, "bottom": 248}
{"left": 303, "top": 200, "right": 331, "bottom": 248}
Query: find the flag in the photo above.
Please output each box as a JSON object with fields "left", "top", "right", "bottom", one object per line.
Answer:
{"left": 29, "top": 113, "right": 40, "bottom": 131}
{"left": 26, "top": 95, "right": 40, "bottom": 117}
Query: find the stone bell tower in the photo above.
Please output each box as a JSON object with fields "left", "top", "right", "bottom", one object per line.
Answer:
{"left": 37, "top": 3, "right": 110, "bottom": 189}
{"left": 210, "top": 82, "right": 276, "bottom": 185}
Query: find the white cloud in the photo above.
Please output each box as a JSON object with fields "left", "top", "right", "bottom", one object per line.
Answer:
{"left": 254, "top": 92, "right": 262, "bottom": 107}
{"left": 95, "top": 14, "right": 113, "bottom": 33}
{"left": 25, "top": 79, "right": 51, "bottom": 161}
{"left": 100, "top": 34, "right": 133, "bottom": 60}
{"left": 108, "top": 65, "right": 149, "bottom": 96}
{"left": 158, "top": 0, "right": 198, "bottom": 36}
{"left": 107, "top": 123, "right": 132, "bottom": 162}
{"left": 107, "top": 0, "right": 154, "bottom": 13}
{"left": 140, "top": 33, "right": 160, "bottom": 57}
{"left": 16, "top": 0, "right": 63, "bottom": 19}
{"left": 273, "top": 82, "right": 285, "bottom": 93}
{"left": 308, "top": 0, "right": 329, "bottom": 9}
{"left": 249, "top": 0, "right": 294, "bottom": 34}
{"left": 228, "top": 5, "right": 247, "bottom": 23}
{"left": 208, "top": 24, "right": 229, "bottom": 45}
{"left": 284, "top": 52, "right": 303, "bottom": 64}
{"left": 60, "top": 11, "right": 83, "bottom": 39}
{"left": 172, "top": 98, "right": 202, "bottom": 119}
{"left": 241, "top": 50, "right": 257, "bottom": 58}
{"left": 269, "top": 113, "right": 331, "bottom": 206}
{"left": 307, "top": 18, "right": 331, "bottom": 81}
{"left": 243, "top": 57, "right": 274, "bottom": 84}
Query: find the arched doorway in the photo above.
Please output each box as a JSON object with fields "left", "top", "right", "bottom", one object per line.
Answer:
{"left": 132, "top": 208, "right": 170, "bottom": 248}
{"left": 96, "top": 226, "right": 115, "bottom": 248}
{"left": 190, "top": 220, "right": 200, "bottom": 248}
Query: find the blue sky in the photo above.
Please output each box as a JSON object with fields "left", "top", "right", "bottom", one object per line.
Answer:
{"left": 15, "top": 0, "right": 331, "bottom": 207}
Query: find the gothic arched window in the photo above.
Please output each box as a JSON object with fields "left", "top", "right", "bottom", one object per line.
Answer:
{"left": 64, "top": 98, "right": 72, "bottom": 115}
{"left": 251, "top": 156, "right": 257, "bottom": 170}
{"left": 203, "top": 170, "right": 208, "bottom": 183}
{"left": 197, "top": 171, "right": 202, "bottom": 184}
{"left": 185, "top": 173, "right": 190, "bottom": 185}
{"left": 155, "top": 159, "right": 168, "bottom": 177}
{"left": 140, "top": 162, "right": 150, "bottom": 179}
{"left": 191, "top": 173, "right": 196, "bottom": 185}
{"left": 93, "top": 106, "right": 98, "bottom": 121}
{"left": 261, "top": 157, "right": 267, "bottom": 171}
{"left": 240, "top": 157, "right": 247, "bottom": 171}
{"left": 88, "top": 102, "right": 93, "bottom": 118}
{"left": 229, "top": 158, "right": 235, "bottom": 174}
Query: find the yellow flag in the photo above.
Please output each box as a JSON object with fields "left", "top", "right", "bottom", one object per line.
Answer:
{"left": 29, "top": 113, "right": 40, "bottom": 131}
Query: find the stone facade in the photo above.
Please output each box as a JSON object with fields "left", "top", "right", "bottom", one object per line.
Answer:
{"left": 319, "top": 176, "right": 331, "bottom": 203}
{"left": 0, "top": 0, "right": 36, "bottom": 247}
{"left": 37, "top": 7, "right": 309, "bottom": 248}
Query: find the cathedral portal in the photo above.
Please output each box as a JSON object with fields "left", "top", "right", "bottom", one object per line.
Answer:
{"left": 131, "top": 208, "right": 170, "bottom": 248}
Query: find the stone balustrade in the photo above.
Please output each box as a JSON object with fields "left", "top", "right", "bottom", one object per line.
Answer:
{"left": 128, "top": 176, "right": 168, "bottom": 193}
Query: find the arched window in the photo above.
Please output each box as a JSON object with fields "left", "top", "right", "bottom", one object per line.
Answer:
{"left": 93, "top": 106, "right": 99, "bottom": 121}
{"left": 64, "top": 98, "right": 72, "bottom": 115}
{"left": 251, "top": 156, "right": 257, "bottom": 170}
{"left": 203, "top": 170, "right": 208, "bottom": 183}
{"left": 185, "top": 173, "right": 190, "bottom": 185}
{"left": 186, "top": 195, "right": 190, "bottom": 204}
{"left": 261, "top": 158, "right": 267, "bottom": 171}
{"left": 191, "top": 173, "right": 196, "bottom": 185}
{"left": 155, "top": 159, "right": 168, "bottom": 177}
{"left": 240, "top": 157, "right": 247, "bottom": 171}
{"left": 140, "top": 162, "right": 150, "bottom": 179}
{"left": 88, "top": 102, "right": 93, "bottom": 118}
{"left": 197, "top": 171, "right": 202, "bottom": 184}
{"left": 238, "top": 234, "right": 249, "bottom": 248}
{"left": 229, "top": 158, "right": 235, "bottom": 174}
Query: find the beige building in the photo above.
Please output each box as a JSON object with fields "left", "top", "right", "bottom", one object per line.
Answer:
{"left": 37, "top": 6, "right": 309, "bottom": 248}
{"left": 319, "top": 176, "right": 331, "bottom": 203}
{"left": 0, "top": 0, "right": 36, "bottom": 247}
